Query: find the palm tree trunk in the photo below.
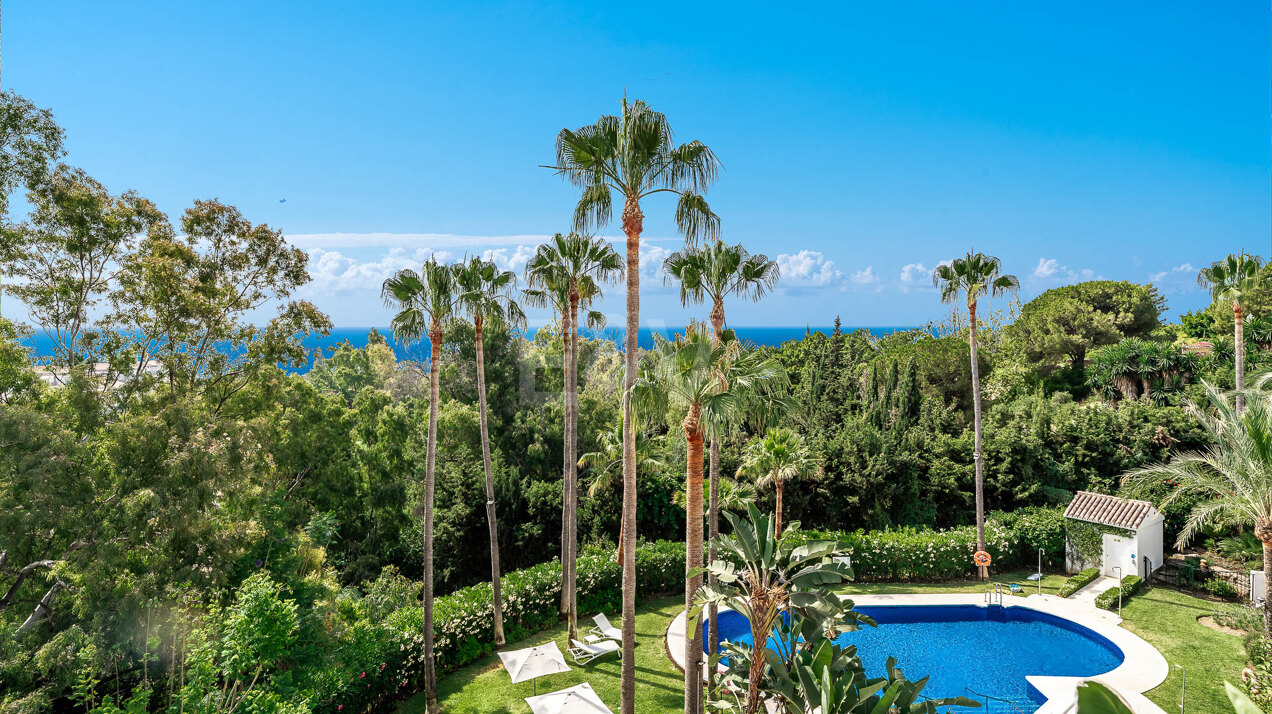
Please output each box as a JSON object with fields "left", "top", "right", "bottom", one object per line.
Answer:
{"left": 566, "top": 292, "right": 581, "bottom": 642}
{"left": 684, "top": 411, "right": 705, "bottom": 714}
{"left": 775, "top": 479, "right": 784, "bottom": 537}
{"left": 423, "top": 326, "right": 442, "bottom": 714}
{"left": 620, "top": 195, "right": 643, "bottom": 714}
{"left": 707, "top": 440, "right": 719, "bottom": 656}
{"left": 1236, "top": 303, "right": 1246, "bottom": 413}
{"left": 560, "top": 310, "right": 574, "bottom": 622}
{"left": 475, "top": 319, "right": 506, "bottom": 647}
{"left": 969, "top": 301, "right": 987, "bottom": 580}
{"left": 708, "top": 301, "right": 725, "bottom": 658}
{"left": 1261, "top": 535, "right": 1272, "bottom": 639}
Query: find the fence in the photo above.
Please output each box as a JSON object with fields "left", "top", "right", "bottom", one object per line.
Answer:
{"left": 1153, "top": 559, "right": 1251, "bottom": 599}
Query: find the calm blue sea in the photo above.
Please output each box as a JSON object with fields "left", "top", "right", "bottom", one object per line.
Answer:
{"left": 21, "top": 325, "right": 916, "bottom": 372}
{"left": 319, "top": 325, "right": 913, "bottom": 361}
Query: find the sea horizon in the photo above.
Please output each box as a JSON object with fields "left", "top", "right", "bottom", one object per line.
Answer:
{"left": 21, "top": 324, "right": 921, "bottom": 370}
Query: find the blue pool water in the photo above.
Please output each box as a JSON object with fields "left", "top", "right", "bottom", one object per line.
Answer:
{"left": 704, "top": 605, "right": 1123, "bottom": 712}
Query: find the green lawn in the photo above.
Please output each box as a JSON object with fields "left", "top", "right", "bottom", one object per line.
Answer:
{"left": 399, "top": 596, "right": 687, "bottom": 714}
{"left": 400, "top": 574, "right": 1247, "bottom": 714}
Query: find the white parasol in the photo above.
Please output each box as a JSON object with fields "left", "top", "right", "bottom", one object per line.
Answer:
{"left": 497, "top": 641, "right": 572, "bottom": 694}
{"left": 524, "top": 682, "right": 613, "bottom": 714}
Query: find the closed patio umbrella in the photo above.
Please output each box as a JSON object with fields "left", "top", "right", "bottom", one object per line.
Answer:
{"left": 524, "top": 682, "right": 613, "bottom": 714}
{"left": 497, "top": 641, "right": 571, "bottom": 695}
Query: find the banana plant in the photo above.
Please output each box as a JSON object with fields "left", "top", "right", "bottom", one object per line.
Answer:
{"left": 689, "top": 504, "right": 870, "bottom": 714}
{"left": 771, "top": 637, "right": 978, "bottom": 714}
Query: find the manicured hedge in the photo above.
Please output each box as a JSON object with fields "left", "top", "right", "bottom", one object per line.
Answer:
{"left": 792, "top": 508, "right": 1065, "bottom": 582}
{"left": 1095, "top": 575, "right": 1143, "bottom": 610}
{"left": 1058, "top": 568, "right": 1101, "bottom": 598}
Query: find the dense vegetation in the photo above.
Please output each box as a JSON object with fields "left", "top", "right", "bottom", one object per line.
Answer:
{"left": 0, "top": 90, "right": 1264, "bottom": 713}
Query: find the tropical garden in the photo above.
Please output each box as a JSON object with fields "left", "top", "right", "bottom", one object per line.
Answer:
{"left": 0, "top": 90, "right": 1268, "bottom": 714}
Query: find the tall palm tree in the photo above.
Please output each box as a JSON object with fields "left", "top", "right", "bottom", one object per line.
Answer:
{"left": 1123, "top": 381, "right": 1272, "bottom": 636}
{"left": 663, "top": 240, "right": 779, "bottom": 654}
{"left": 643, "top": 323, "right": 782, "bottom": 714}
{"left": 1198, "top": 252, "right": 1265, "bottom": 412}
{"left": 548, "top": 96, "right": 720, "bottom": 713}
{"left": 739, "top": 427, "right": 820, "bottom": 537}
{"left": 524, "top": 233, "right": 622, "bottom": 642}
{"left": 381, "top": 258, "right": 462, "bottom": 714}
{"left": 932, "top": 252, "right": 1018, "bottom": 579}
{"left": 454, "top": 256, "right": 526, "bottom": 648}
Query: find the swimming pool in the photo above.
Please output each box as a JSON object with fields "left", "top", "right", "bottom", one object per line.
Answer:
{"left": 703, "top": 604, "right": 1125, "bottom": 712}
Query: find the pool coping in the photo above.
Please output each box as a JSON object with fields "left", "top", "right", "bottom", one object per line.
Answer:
{"left": 664, "top": 592, "right": 1169, "bottom": 714}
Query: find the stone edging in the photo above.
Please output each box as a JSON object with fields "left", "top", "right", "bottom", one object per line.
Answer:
{"left": 664, "top": 592, "right": 1170, "bottom": 714}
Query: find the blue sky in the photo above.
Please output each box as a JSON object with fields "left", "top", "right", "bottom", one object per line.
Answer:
{"left": 5, "top": 2, "right": 1269, "bottom": 328}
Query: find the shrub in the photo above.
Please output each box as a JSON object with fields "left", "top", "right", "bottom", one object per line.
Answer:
{"left": 794, "top": 522, "right": 1016, "bottom": 582}
{"left": 1058, "top": 568, "right": 1100, "bottom": 598}
{"left": 1095, "top": 575, "right": 1143, "bottom": 610}
{"left": 1204, "top": 578, "right": 1240, "bottom": 600}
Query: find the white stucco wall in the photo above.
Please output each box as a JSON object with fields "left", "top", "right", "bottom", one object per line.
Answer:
{"left": 1133, "top": 513, "right": 1164, "bottom": 578}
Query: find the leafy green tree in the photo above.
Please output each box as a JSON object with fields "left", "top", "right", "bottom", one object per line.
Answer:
{"left": 2, "top": 166, "right": 162, "bottom": 369}
{"left": 109, "top": 199, "right": 329, "bottom": 410}
{"left": 1008, "top": 281, "right": 1163, "bottom": 372}
{"left": 739, "top": 428, "right": 820, "bottom": 536}
{"left": 663, "top": 240, "right": 779, "bottom": 653}
{"left": 308, "top": 330, "right": 396, "bottom": 404}
{"left": 523, "top": 233, "right": 621, "bottom": 641}
{"left": 933, "top": 252, "right": 1019, "bottom": 575}
{"left": 1198, "top": 253, "right": 1266, "bottom": 411}
{"left": 381, "top": 259, "right": 462, "bottom": 714}
{"left": 454, "top": 257, "right": 524, "bottom": 646}
{"left": 549, "top": 97, "right": 720, "bottom": 712}
{"left": 1124, "top": 382, "right": 1272, "bottom": 637}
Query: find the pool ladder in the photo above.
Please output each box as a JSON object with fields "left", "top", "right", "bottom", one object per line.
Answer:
{"left": 965, "top": 687, "right": 1028, "bottom": 714}
{"left": 984, "top": 582, "right": 1007, "bottom": 606}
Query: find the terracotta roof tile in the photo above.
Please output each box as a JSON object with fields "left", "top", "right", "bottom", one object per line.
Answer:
{"left": 1063, "top": 491, "right": 1156, "bottom": 530}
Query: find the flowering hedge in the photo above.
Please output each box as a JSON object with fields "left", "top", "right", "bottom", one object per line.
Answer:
{"left": 311, "top": 540, "right": 685, "bottom": 712}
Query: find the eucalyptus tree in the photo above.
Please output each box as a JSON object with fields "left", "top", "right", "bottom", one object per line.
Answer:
{"left": 1124, "top": 381, "right": 1272, "bottom": 637}
{"left": 548, "top": 97, "right": 720, "bottom": 711}
{"left": 0, "top": 90, "right": 66, "bottom": 317}
{"left": 1198, "top": 252, "right": 1266, "bottom": 412}
{"left": 524, "top": 233, "right": 622, "bottom": 642}
{"left": 739, "top": 427, "right": 819, "bottom": 537}
{"left": 643, "top": 323, "right": 783, "bottom": 713}
{"left": 381, "top": 258, "right": 462, "bottom": 714}
{"left": 932, "top": 252, "right": 1018, "bottom": 577}
{"left": 663, "top": 240, "right": 779, "bottom": 652}
{"left": 454, "top": 256, "right": 526, "bottom": 647}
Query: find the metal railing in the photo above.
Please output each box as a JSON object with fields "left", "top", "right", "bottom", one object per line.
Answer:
{"left": 984, "top": 582, "right": 1006, "bottom": 606}
{"left": 965, "top": 686, "right": 1029, "bottom": 714}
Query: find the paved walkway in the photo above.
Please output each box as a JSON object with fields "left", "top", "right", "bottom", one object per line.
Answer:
{"left": 1070, "top": 575, "right": 1121, "bottom": 608}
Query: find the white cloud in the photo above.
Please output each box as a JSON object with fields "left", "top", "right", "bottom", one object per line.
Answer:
{"left": 301, "top": 247, "right": 452, "bottom": 294}
{"left": 640, "top": 241, "right": 673, "bottom": 282}
{"left": 482, "top": 245, "right": 537, "bottom": 274}
{"left": 776, "top": 251, "right": 845, "bottom": 289}
{"left": 1033, "top": 257, "right": 1061, "bottom": 279}
{"left": 851, "top": 266, "right": 879, "bottom": 285}
{"left": 1031, "top": 257, "right": 1101, "bottom": 286}
{"left": 899, "top": 262, "right": 932, "bottom": 293}
{"left": 1149, "top": 262, "right": 1197, "bottom": 294}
